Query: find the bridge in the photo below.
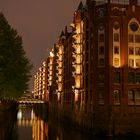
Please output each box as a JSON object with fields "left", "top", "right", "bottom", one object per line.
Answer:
{"left": 18, "top": 97, "right": 45, "bottom": 104}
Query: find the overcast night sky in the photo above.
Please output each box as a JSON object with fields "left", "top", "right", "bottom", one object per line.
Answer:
{"left": 0, "top": 0, "right": 86, "bottom": 90}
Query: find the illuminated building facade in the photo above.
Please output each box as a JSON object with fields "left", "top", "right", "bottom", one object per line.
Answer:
{"left": 47, "top": 49, "right": 55, "bottom": 102}
{"left": 34, "top": 0, "right": 140, "bottom": 135}
{"left": 34, "top": 61, "right": 48, "bottom": 101}
{"left": 62, "top": 28, "right": 74, "bottom": 109}
{"left": 71, "top": 4, "right": 84, "bottom": 111}
{"left": 55, "top": 33, "right": 65, "bottom": 103}
{"left": 80, "top": 0, "right": 140, "bottom": 135}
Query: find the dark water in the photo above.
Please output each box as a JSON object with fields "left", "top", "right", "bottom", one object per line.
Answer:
{"left": 11, "top": 104, "right": 95, "bottom": 140}
{"left": 1, "top": 104, "right": 140, "bottom": 140}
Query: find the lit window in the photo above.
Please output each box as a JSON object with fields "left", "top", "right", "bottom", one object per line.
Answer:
{"left": 58, "top": 83, "right": 62, "bottom": 91}
{"left": 114, "top": 33, "right": 119, "bottom": 42}
{"left": 114, "top": 71, "right": 120, "bottom": 84}
{"left": 128, "top": 90, "right": 135, "bottom": 105}
{"left": 114, "top": 58, "right": 119, "bottom": 67}
{"left": 128, "top": 59, "right": 134, "bottom": 67}
{"left": 136, "top": 59, "right": 140, "bottom": 67}
{"left": 74, "top": 90, "right": 79, "bottom": 102}
{"left": 57, "top": 92, "right": 61, "bottom": 101}
{"left": 135, "top": 47, "right": 140, "bottom": 55}
{"left": 135, "top": 35, "right": 140, "bottom": 43}
{"left": 114, "top": 46, "right": 119, "bottom": 54}
{"left": 113, "top": 90, "right": 120, "bottom": 105}
{"left": 76, "top": 65, "right": 81, "bottom": 74}
{"left": 129, "top": 47, "right": 134, "bottom": 55}
{"left": 75, "top": 75, "right": 81, "bottom": 88}
{"left": 76, "top": 55, "right": 81, "bottom": 64}
{"left": 128, "top": 34, "right": 134, "bottom": 42}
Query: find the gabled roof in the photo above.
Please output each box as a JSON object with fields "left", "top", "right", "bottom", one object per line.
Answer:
{"left": 77, "top": 1, "right": 83, "bottom": 11}
{"left": 60, "top": 30, "right": 65, "bottom": 37}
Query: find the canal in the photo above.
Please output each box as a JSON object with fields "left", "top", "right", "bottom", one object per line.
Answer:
{"left": 1, "top": 104, "right": 140, "bottom": 140}
{"left": 11, "top": 104, "right": 94, "bottom": 140}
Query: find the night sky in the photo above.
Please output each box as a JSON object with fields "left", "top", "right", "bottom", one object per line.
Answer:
{"left": 0, "top": 0, "right": 86, "bottom": 90}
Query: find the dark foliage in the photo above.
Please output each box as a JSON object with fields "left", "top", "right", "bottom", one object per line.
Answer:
{"left": 0, "top": 13, "right": 32, "bottom": 99}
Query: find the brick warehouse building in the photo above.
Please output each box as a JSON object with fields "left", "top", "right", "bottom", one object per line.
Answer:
{"left": 34, "top": 0, "right": 140, "bottom": 135}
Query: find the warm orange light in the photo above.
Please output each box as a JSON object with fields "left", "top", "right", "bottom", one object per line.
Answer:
{"left": 75, "top": 75, "right": 81, "bottom": 88}
{"left": 50, "top": 51, "right": 54, "bottom": 57}
{"left": 76, "top": 55, "right": 81, "bottom": 64}
{"left": 75, "top": 65, "right": 81, "bottom": 74}
{"left": 57, "top": 92, "right": 61, "bottom": 101}
{"left": 58, "top": 83, "right": 62, "bottom": 91}
{"left": 74, "top": 90, "right": 79, "bottom": 102}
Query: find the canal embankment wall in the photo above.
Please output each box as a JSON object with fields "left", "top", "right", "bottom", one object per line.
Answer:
{"left": 48, "top": 103, "right": 140, "bottom": 136}
{"left": 0, "top": 101, "right": 17, "bottom": 140}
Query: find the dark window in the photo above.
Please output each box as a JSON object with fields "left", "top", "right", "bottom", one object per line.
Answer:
{"left": 113, "top": 90, "right": 120, "bottom": 105}
{"left": 128, "top": 72, "right": 135, "bottom": 84}
{"left": 113, "top": 22, "right": 120, "bottom": 30}
{"left": 114, "top": 72, "right": 120, "bottom": 84}
{"left": 99, "top": 46, "right": 104, "bottom": 55}
{"left": 99, "top": 58, "right": 104, "bottom": 66}
{"left": 135, "top": 47, "right": 140, "bottom": 55}
{"left": 98, "top": 89, "right": 104, "bottom": 105}
{"left": 135, "top": 90, "right": 140, "bottom": 105}
{"left": 99, "top": 34, "right": 104, "bottom": 42}
{"left": 130, "top": 22, "right": 139, "bottom": 32}
{"left": 136, "top": 72, "right": 140, "bottom": 84}
{"left": 99, "top": 72, "right": 105, "bottom": 84}
{"left": 136, "top": 59, "right": 140, "bottom": 67}
{"left": 114, "top": 33, "right": 119, "bottom": 42}
{"left": 129, "top": 34, "right": 134, "bottom": 42}
{"left": 128, "top": 90, "right": 135, "bottom": 105}
{"left": 129, "top": 47, "right": 134, "bottom": 55}
{"left": 114, "top": 46, "right": 119, "bottom": 54}
{"left": 135, "top": 35, "right": 140, "bottom": 43}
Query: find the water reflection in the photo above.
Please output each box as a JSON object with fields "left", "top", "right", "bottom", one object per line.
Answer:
{"left": 15, "top": 105, "right": 94, "bottom": 140}
{"left": 16, "top": 105, "right": 48, "bottom": 140}
{"left": 11, "top": 105, "right": 140, "bottom": 140}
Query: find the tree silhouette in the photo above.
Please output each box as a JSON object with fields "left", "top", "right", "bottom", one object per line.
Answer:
{"left": 0, "top": 13, "right": 32, "bottom": 99}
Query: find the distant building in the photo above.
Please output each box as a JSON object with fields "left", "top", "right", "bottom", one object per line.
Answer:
{"left": 34, "top": 61, "right": 48, "bottom": 101}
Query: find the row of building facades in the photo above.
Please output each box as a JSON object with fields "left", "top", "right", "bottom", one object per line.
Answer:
{"left": 34, "top": 0, "right": 140, "bottom": 135}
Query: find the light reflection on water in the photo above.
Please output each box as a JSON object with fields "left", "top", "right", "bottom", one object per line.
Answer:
{"left": 12, "top": 105, "right": 140, "bottom": 140}
{"left": 14, "top": 105, "right": 94, "bottom": 140}
{"left": 15, "top": 105, "right": 48, "bottom": 140}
